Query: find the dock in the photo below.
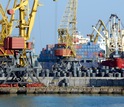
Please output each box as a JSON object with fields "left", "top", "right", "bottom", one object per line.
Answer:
{"left": 0, "top": 86, "right": 123, "bottom": 94}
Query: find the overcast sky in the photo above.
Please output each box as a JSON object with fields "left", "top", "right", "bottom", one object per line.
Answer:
{"left": 1, "top": 0, "right": 124, "bottom": 55}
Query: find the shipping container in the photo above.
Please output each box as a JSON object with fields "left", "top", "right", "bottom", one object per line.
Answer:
{"left": 26, "top": 42, "right": 33, "bottom": 50}
{"left": 4, "top": 37, "right": 10, "bottom": 49}
{"left": 55, "top": 49, "right": 72, "bottom": 56}
{"left": 4, "top": 37, "right": 25, "bottom": 50}
{"left": 10, "top": 37, "right": 25, "bottom": 49}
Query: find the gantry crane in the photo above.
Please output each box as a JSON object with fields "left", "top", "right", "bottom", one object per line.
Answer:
{"left": 0, "top": 0, "right": 42, "bottom": 85}
{"left": 55, "top": 0, "right": 78, "bottom": 59}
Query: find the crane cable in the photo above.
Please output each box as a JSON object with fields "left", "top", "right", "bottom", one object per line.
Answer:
{"left": 5, "top": 0, "right": 11, "bottom": 13}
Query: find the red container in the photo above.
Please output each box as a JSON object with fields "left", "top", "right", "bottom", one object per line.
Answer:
{"left": 55, "top": 49, "right": 71, "bottom": 56}
{"left": 4, "top": 37, "right": 10, "bottom": 49}
{"left": 9, "top": 37, "right": 25, "bottom": 49}
{"left": 74, "top": 44, "right": 82, "bottom": 49}
{"left": 26, "top": 42, "right": 33, "bottom": 50}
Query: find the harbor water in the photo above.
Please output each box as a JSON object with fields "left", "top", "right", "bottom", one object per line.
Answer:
{"left": 0, "top": 94, "right": 124, "bottom": 107}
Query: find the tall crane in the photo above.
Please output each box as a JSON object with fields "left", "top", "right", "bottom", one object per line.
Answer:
{"left": 7, "top": 0, "right": 41, "bottom": 66}
{"left": 108, "top": 14, "right": 123, "bottom": 58}
{"left": 52, "top": 0, "right": 82, "bottom": 74}
{"left": 0, "top": 0, "right": 42, "bottom": 85}
{"left": 55, "top": 0, "right": 78, "bottom": 58}
{"left": 91, "top": 14, "right": 124, "bottom": 68}
{"left": 89, "top": 14, "right": 124, "bottom": 59}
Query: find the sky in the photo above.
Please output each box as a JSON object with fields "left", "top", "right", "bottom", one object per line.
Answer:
{"left": 1, "top": 0, "right": 124, "bottom": 55}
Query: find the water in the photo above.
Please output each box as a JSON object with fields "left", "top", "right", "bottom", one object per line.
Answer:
{"left": 0, "top": 94, "right": 123, "bottom": 107}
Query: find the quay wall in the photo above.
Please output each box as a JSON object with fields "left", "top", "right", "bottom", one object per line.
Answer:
{"left": 0, "top": 77, "right": 123, "bottom": 87}
{"left": 0, "top": 87, "right": 123, "bottom": 94}
{"left": 39, "top": 77, "right": 124, "bottom": 87}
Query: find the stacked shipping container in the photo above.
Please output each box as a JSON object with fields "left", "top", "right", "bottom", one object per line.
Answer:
{"left": 75, "top": 42, "right": 103, "bottom": 60}
{"left": 38, "top": 44, "right": 57, "bottom": 62}
{"left": 38, "top": 42, "right": 105, "bottom": 69}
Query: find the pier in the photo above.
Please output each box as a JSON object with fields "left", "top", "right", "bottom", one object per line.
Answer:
{"left": 0, "top": 86, "right": 123, "bottom": 94}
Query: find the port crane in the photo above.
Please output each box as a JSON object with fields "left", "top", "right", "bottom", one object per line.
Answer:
{"left": 90, "top": 14, "right": 124, "bottom": 58}
{"left": 108, "top": 14, "right": 123, "bottom": 58}
{"left": 101, "top": 14, "right": 124, "bottom": 68}
{"left": 7, "top": 0, "right": 40, "bottom": 67}
{"left": 88, "top": 20, "right": 109, "bottom": 58}
{"left": 52, "top": 0, "right": 82, "bottom": 73}
{"left": 89, "top": 20, "right": 107, "bottom": 44}
{"left": 90, "top": 14, "right": 124, "bottom": 68}
{"left": 0, "top": 0, "right": 42, "bottom": 86}
{"left": 55, "top": 0, "right": 78, "bottom": 59}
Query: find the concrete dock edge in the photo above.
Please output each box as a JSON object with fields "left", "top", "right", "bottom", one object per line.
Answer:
{"left": 0, "top": 87, "right": 123, "bottom": 94}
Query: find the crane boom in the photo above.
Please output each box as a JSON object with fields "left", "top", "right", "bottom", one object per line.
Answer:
{"left": 26, "top": 0, "right": 39, "bottom": 40}
{"left": 0, "top": 0, "right": 16, "bottom": 45}
{"left": 8, "top": 0, "right": 40, "bottom": 41}
{"left": 7, "top": 0, "right": 28, "bottom": 15}
{"left": 89, "top": 20, "right": 107, "bottom": 43}
{"left": 0, "top": 4, "right": 9, "bottom": 25}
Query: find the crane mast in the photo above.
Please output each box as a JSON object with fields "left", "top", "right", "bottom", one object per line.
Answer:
{"left": 58, "top": 0, "right": 77, "bottom": 37}
{"left": 108, "top": 14, "right": 122, "bottom": 58}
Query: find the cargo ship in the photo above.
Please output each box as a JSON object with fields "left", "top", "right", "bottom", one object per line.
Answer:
{"left": 38, "top": 33, "right": 105, "bottom": 70}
